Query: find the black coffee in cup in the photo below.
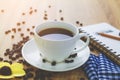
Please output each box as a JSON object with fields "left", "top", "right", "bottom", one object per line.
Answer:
{"left": 38, "top": 28, "right": 74, "bottom": 40}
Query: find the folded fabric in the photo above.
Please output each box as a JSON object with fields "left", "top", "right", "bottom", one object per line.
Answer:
{"left": 83, "top": 53, "right": 120, "bottom": 80}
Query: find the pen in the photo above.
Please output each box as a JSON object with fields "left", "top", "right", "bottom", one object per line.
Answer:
{"left": 98, "top": 32, "right": 120, "bottom": 41}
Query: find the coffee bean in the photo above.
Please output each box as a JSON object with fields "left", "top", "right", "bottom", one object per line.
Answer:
{"left": 60, "top": 17, "right": 64, "bottom": 21}
{"left": 51, "top": 61, "right": 56, "bottom": 66}
{"left": 80, "top": 77, "right": 85, "bottom": 80}
{"left": 44, "top": 13, "right": 47, "bottom": 16}
{"left": 18, "top": 59, "right": 24, "bottom": 63}
{"left": 4, "top": 52, "right": 9, "bottom": 56}
{"left": 20, "top": 33, "right": 24, "bottom": 37}
{"left": 30, "top": 7, "right": 32, "bottom": 10}
{"left": 22, "top": 21, "right": 26, "bottom": 24}
{"left": 6, "top": 49, "right": 10, "bottom": 52}
{"left": 11, "top": 57, "right": 16, "bottom": 61}
{"left": 80, "top": 23, "right": 83, "bottom": 26}
{"left": 26, "top": 72, "right": 34, "bottom": 78}
{"left": 34, "top": 9, "right": 37, "bottom": 12}
{"left": 1, "top": 9, "right": 4, "bottom": 13}
{"left": 15, "top": 54, "right": 21, "bottom": 59}
{"left": 27, "top": 28, "right": 30, "bottom": 31}
{"left": 18, "top": 28, "right": 21, "bottom": 32}
{"left": 76, "top": 21, "right": 79, "bottom": 24}
{"left": 32, "top": 26, "right": 35, "bottom": 29}
{"left": 29, "top": 10, "right": 33, "bottom": 15}
{"left": 22, "top": 13, "right": 25, "bottom": 15}
{"left": 5, "top": 31, "right": 8, "bottom": 34}
{"left": 11, "top": 35, "right": 14, "bottom": 39}
{"left": 48, "top": 5, "right": 51, "bottom": 8}
{"left": 68, "top": 53, "right": 77, "bottom": 58}
{"left": 44, "top": 10, "right": 47, "bottom": 13}
{"left": 43, "top": 16, "right": 48, "bottom": 20}
{"left": 12, "top": 28, "right": 16, "bottom": 33}
{"left": 17, "top": 22, "right": 21, "bottom": 26}
{"left": 4, "top": 60, "right": 9, "bottom": 63}
{"left": 30, "top": 32, "right": 34, "bottom": 35}
{"left": 0, "top": 57, "right": 3, "bottom": 61}
{"left": 42, "top": 59, "right": 46, "bottom": 63}
{"left": 59, "top": 10, "right": 62, "bottom": 13}
{"left": 25, "top": 68, "right": 34, "bottom": 73}
{"left": 64, "top": 59, "right": 74, "bottom": 63}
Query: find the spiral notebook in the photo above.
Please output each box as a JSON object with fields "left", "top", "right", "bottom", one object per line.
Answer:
{"left": 79, "top": 23, "right": 120, "bottom": 65}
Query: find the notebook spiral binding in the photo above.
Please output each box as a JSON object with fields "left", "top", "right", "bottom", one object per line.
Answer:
{"left": 79, "top": 29, "right": 120, "bottom": 66}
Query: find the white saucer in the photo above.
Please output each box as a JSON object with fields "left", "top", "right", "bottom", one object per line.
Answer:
{"left": 22, "top": 39, "right": 90, "bottom": 72}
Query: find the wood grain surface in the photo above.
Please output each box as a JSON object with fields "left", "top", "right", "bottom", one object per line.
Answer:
{"left": 0, "top": 0, "right": 120, "bottom": 80}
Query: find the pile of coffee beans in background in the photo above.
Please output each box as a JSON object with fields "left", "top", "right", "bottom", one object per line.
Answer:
{"left": 0, "top": 3, "right": 85, "bottom": 79}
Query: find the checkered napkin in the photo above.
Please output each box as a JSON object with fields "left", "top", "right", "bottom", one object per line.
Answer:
{"left": 83, "top": 53, "right": 120, "bottom": 80}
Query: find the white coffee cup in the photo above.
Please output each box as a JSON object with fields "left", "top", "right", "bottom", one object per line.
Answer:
{"left": 34, "top": 21, "right": 89, "bottom": 62}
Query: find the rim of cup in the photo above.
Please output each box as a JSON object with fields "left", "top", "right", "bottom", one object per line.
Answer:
{"left": 34, "top": 21, "right": 79, "bottom": 42}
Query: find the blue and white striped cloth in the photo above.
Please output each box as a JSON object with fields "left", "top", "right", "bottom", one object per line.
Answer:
{"left": 83, "top": 53, "right": 120, "bottom": 80}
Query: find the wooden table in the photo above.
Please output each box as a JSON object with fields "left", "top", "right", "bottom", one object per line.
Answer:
{"left": 0, "top": 0, "right": 120, "bottom": 80}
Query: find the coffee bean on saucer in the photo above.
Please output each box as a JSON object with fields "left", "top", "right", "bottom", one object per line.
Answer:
{"left": 64, "top": 59, "right": 74, "bottom": 63}
{"left": 51, "top": 61, "right": 56, "bottom": 66}
{"left": 42, "top": 59, "right": 46, "bottom": 63}
{"left": 68, "top": 53, "right": 77, "bottom": 58}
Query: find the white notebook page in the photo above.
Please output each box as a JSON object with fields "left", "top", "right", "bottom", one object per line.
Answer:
{"left": 80, "top": 23, "right": 120, "bottom": 56}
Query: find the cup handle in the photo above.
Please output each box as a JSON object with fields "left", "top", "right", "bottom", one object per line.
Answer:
{"left": 72, "top": 33, "right": 90, "bottom": 53}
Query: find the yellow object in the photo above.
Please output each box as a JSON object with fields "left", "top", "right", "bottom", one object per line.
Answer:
{"left": 0, "top": 62, "right": 26, "bottom": 79}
